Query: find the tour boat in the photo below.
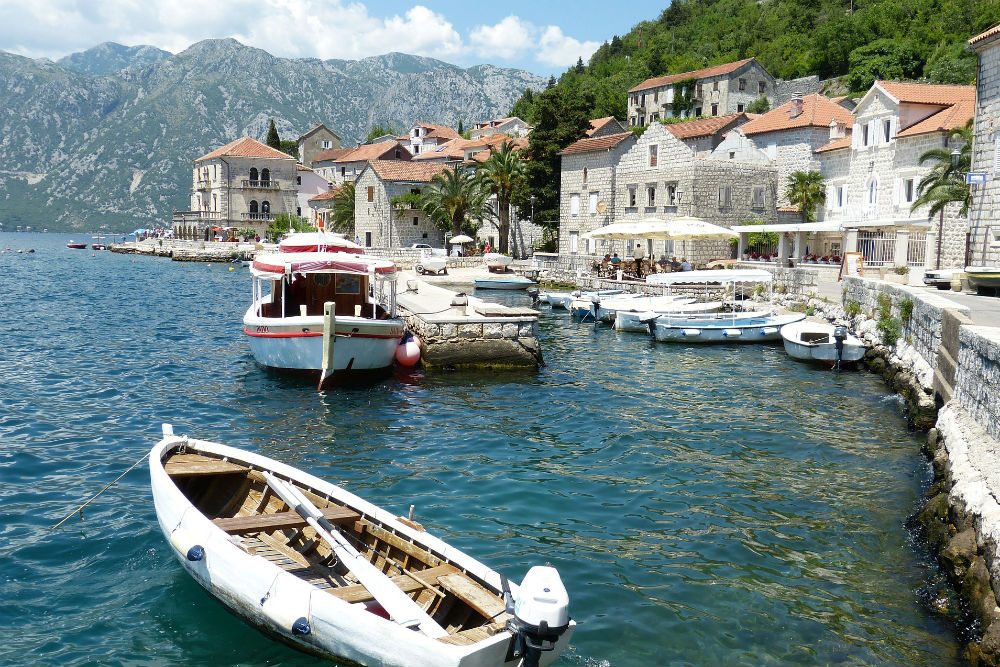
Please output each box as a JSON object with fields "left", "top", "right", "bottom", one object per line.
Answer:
{"left": 473, "top": 275, "right": 537, "bottom": 290}
{"left": 151, "top": 425, "right": 574, "bottom": 667}
{"left": 244, "top": 250, "right": 405, "bottom": 386}
{"left": 654, "top": 312, "right": 806, "bottom": 343}
{"left": 278, "top": 232, "right": 362, "bottom": 254}
{"left": 780, "top": 320, "right": 867, "bottom": 365}
{"left": 66, "top": 241, "right": 88, "bottom": 249}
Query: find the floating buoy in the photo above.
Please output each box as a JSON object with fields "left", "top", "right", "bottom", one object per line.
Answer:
{"left": 395, "top": 332, "right": 421, "bottom": 367}
{"left": 228, "top": 266, "right": 235, "bottom": 271}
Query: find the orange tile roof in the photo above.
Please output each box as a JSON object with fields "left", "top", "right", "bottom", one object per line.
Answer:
{"left": 970, "top": 24, "right": 1000, "bottom": 46}
{"left": 414, "top": 123, "right": 460, "bottom": 140}
{"left": 740, "top": 94, "right": 853, "bottom": 136}
{"left": 586, "top": 117, "right": 618, "bottom": 135}
{"left": 368, "top": 160, "right": 449, "bottom": 182}
{"left": 897, "top": 99, "right": 975, "bottom": 138}
{"left": 340, "top": 142, "right": 411, "bottom": 163}
{"left": 196, "top": 137, "right": 293, "bottom": 162}
{"left": 629, "top": 58, "right": 756, "bottom": 93}
{"left": 559, "top": 132, "right": 634, "bottom": 156}
{"left": 308, "top": 186, "right": 342, "bottom": 203}
{"left": 313, "top": 147, "right": 353, "bottom": 162}
{"left": 876, "top": 81, "right": 975, "bottom": 106}
{"left": 814, "top": 135, "right": 853, "bottom": 153}
{"left": 663, "top": 113, "right": 746, "bottom": 139}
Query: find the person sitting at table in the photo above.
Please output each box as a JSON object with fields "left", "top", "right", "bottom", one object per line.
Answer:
{"left": 657, "top": 254, "right": 669, "bottom": 271}
{"left": 670, "top": 256, "right": 681, "bottom": 271}
{"left": 680, "top": 257, "right": 692, "bottom": 271}
{"left": 610, "top": 252, "right": 622, "bottom": 266}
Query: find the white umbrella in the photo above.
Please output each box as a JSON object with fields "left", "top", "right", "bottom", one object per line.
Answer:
{"left": 584, "top": 216, "right": 736, "bottom": 241}
{"left": 449, "top": 234, "right": 474, "bottom": 243}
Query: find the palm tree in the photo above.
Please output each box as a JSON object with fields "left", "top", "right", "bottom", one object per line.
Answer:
{"left": 329, "top": 182, "right": 355, "bottom": 233}
{"left": 419, "top": 166, "right": 487, "bottom": 238}
{"left": 785, "top": 170, "right": 826, "bottom": 223}
{"left": 912, "top": 120, "right": 972, "bottom": 218}
{"left": 475, "top": 140, "right": 526, "bottom": 254}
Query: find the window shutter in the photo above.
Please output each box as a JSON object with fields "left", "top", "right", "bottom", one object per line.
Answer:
{"left": 889, "top": 117, "right": 897, "bottom": 141}
{"left": 852, "top": 125, "right": 860, "bottom": 149}
{"left": 994, "top": 135, "right": 1000, "bottom": 176}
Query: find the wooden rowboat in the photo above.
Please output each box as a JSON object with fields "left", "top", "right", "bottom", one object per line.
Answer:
{"left": 150, "top": 426, "right": 574, "bottom": 667}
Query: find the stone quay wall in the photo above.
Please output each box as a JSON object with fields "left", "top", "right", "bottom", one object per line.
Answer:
{"left": 954, "top": 326, "right": 1000, "bottom": 442}
{"left": 401, "top": 313, "right": 542, "bottom": 369}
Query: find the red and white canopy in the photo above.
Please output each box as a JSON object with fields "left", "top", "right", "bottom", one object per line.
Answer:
{"left": 278, "top": 232, "right": 363, "bottom": 254}
{"left": 252, "top": 251, "right": 396, "bottom": 279}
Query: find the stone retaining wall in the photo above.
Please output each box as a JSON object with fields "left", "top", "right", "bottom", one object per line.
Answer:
{"left": 954, "top": 326, "right": 1000, "bottom": 441}
{"left": 401, "top": 313, "right": 542, "bottom": 368}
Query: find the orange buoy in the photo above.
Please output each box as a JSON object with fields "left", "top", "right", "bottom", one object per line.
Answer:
{"left": 395, "top": 333, "right": 421, "bottom": 367}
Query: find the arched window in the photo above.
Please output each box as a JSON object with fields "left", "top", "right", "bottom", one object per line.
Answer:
{"left": 249, "top": 200, "right": 259, "bottom": 214}
{"left": 261, "top": 168, "right": 270, "bottom": 184}
{"left": 249, "top": 167, "right": 258, "bottom": 183}
{"left": 867, "top": 176, "right": 878, "bottom": 207}
{"left": 261, "top": 201, "right": 271, "bottom": 215}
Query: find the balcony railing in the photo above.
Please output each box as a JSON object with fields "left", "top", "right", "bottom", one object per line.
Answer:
{"left": 172, "top": 210, "right": 224, "bottom": 223}
{"left": 242, "top": 180, "right": 280, "bottom": 189}
{"left": 196, "top": 179, "right": 213, "bottom": 189}
{"left": 242, "top": 212, "right": 276, "bottom": 221}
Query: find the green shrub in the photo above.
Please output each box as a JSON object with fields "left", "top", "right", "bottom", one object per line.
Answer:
{"left": 893, "top": 265, "right": 910, "bottom": 275}
{"left": 877, "top": 293, "right": 892, "bottom": 319}
{"left": 806, "top": 305, "right": 816, "bottom": 316}
{"left": 775, "top": 283, "right": 788, "bottom": 294}
{"left": 753, "top": 283, "right": 766, "bottom": 296}
{"left": 877, "top": 316, "right": 902, "bottom": 347}
{"left": 788, "top": 302, "right": 808, "bottom": 313}
{"left": 899, "top": 298, "right": 914, "bottom": 322}
{"left": 844, "top": 301, "right": 861, "bottom": 318}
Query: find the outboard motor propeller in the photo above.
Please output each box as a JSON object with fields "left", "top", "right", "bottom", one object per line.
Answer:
{"left": 833, "top": 325, "right": 848, "bottom": 371}
{"left": 589, "top": 296, "right": 601, "bottom": 324}
{"left": 527, "top": 287, "right": 540, "bottom": 308}
{"left": 504, "top": 566, "right": 571, "bottom": 667}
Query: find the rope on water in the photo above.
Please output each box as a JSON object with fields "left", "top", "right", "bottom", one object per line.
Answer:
{"left": 49, "top": 450, "right": 151, "bottom": 531}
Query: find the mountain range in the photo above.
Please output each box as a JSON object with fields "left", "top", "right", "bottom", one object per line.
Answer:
{"left": 0, "top": 39, "right": 545, "bottom": 231}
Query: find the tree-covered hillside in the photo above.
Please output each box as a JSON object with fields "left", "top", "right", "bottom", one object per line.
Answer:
{"left": 513, "top": 0, "right": 998, "bottom": 123}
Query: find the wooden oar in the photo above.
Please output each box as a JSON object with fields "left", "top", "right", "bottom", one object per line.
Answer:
{"left": 262, "top": 473, "right": 447, "bottom": 638}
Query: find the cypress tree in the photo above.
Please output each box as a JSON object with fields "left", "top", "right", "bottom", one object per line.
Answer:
{"left": 265, "top": 119, "right": 280, "bottom": 149}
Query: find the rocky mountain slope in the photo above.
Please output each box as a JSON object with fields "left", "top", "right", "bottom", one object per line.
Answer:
{"left": 0, "top": 39, "right": 544, "bottom": 231}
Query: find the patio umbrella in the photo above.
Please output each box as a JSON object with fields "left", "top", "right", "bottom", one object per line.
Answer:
{"left": 584, "top": 216, "right": 736, "bottom": 241}
{"left": 448, "top": 234, "right": 474, "bottom": 243}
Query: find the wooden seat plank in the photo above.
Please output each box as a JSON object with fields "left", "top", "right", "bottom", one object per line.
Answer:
{"left": 327, "top": 564, "right": 459, "bottom": 603}
{"left": 213, "top": 506, "right": 361, "bottom": 535}
{"left": 436, "top": 573, "right": 506, "bottom": 619}
{"left": 165, "top": 453, "right": 248, "bottom": 477}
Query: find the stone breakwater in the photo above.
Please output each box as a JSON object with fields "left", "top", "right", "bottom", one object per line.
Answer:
{"left": 111, "top": 239, "right": 255, "bottom": 262}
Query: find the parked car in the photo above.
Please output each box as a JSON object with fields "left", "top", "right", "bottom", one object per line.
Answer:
{"left": 923, "top": 269, "right": 956, "bottom": 290}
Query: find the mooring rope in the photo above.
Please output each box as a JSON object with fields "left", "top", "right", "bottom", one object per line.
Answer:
{"left": 49, "top": 450, "right": 151, "bottom": 531}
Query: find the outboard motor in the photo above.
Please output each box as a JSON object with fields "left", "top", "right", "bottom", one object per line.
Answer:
{"left": 527, "top": 287, "right": 540, "bottom": 308}
{"left": 503, "top": 566, "right": 571, "bottom": 667}
{"left": 589, "top": 295, "right": 601, "bottom": 324}
{"left": 833, "top": 325, "right": 848, "bottom": 371}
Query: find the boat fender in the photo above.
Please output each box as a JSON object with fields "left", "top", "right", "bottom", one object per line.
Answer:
{"left": 291, "top": 617, "right": 311, "bottom": 636}
{"left": 722, "top": 328, "right": 742, "bottom": 337}
{"left": 681, "top": 329, "right": 701, "bottom": 336}
{"left": 395, "top": 332, "right": 421, "bottom": 367}
{"left": 760, "top": 327, "right": 778, "bottom": 335}
{"left": 186, "top": 545, "right": 205, "bottom": 562}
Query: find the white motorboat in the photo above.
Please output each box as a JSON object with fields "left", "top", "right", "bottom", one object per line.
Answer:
{"left": 151, "top": 425, "right": 574, "bottom": 667}
{"left": 474, "top": 275, "right": 537, "bottom": 290}
{"left": 781, "top": 320, "right": 867, "bottom": 365}
{"left": 654, "top": 312, "right": 806, "bottom": 343}
{"left": 541, "top": 289, "right": 624, "bottom": 310}
{"left": 415, "top": 250, "right": 448, "bottom": 276}
{"left": 613, "top": 302, "right": 725, "bottom": 332}
{"left": 570, "top": 294, "right": 695, "bottom": 322}
{"left": 244, "top": 250, "right": 405, "bottom": 386}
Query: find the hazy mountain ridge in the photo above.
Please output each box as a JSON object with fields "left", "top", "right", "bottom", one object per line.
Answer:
{"left": 0, "top": 39, "right": 545, "bottom": 230}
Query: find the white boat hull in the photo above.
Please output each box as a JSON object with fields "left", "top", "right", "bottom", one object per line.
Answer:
{"left": 655, "top": 313, "right": 806, "bottom": 343}
{"left": 613, "top": 302, "right": 724, "bottom": 332}
{"left": 150, "top": 435, "right": 574, "bottom": 667}
{"left": 244, "top": 302, "right": 404, "bottom": 373}
{"left": 474, "top": 277, "right": 536, "bottom": 290}
{"left": 570, "top": 294, "right": 694, "bottom": 321}
{"left": 780, "top": 320, "right": 868, "bottom": 363}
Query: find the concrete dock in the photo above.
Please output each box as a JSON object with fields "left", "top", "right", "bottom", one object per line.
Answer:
{"left": 395, "top": 270, "right": 542, "bottom": 368}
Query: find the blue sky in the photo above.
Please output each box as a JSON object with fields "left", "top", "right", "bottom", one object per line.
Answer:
{"left": 0, "top": 1, "right": 662, "bottom": 74}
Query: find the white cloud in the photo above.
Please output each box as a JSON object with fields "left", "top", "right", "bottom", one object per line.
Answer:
{"left": 537, "top": 25, "right": 600, "bottom": 68}
{"left": 469, "top": 15, "right": 534, "bottom": 60}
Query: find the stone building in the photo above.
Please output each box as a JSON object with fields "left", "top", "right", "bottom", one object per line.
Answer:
{"left": 354, "top": 160, "right": 449, "bottom": 248}
{"left": 172, "top": 137, "right": 298, "bottom": 239}
{"left": 296, "top": 123, "right": 342, "bottom": 168}
{"left": 557, "top": 129, "right": 636, "bottom": 255}
{"left": 738, "top": 93, "right": 854, "bottom": 208}
{"left": 295, "top": 164, "right": 331, "bottom": 225}
{"left": 470, "top": 116, "right": 531, "bottom": 140}
{"left": 313, "top": 142, "right": 412, "bottom": 185}
{"left": 627, "top": 58, "right": 775, "bottom": 126}
{"left": 404, "top": 122, "right": 460, "bottom": 156}
{"left": 968, "top": 25, "right": 1000, "bottom": 268}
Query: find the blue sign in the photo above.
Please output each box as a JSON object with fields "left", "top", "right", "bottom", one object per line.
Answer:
{"left": 966, "top": 172, "right": 988, "bottom": 185}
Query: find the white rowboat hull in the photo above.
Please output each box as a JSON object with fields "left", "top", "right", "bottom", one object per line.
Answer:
{"left": 780, "top": 320, "right": 868, "bottom": 363}
{"left": 654, "top": 313, "right": 806, "bottom": 343}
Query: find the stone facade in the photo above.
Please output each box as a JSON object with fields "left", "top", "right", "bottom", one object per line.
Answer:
{"left": 558, "top": 136, "right": 635, "bottom": 255}
{"left": 470, "top": 117, "right": 531, "bottom": 140}
{"left": 627, "top": 59, "right": 775, "bottom": 126}
{"left": 970, "top": 32, "right": 1000, "bottom": 267}
{"left": 774, "top": 75, "right": 822, "bottom": 105}
{"left": 750, "top": 126, "right": 831, "bottom": 206}
{"left": 297, "top": 124, "right": 341, "bottom": 168}
{"left": 954, "top": 326, "right": 1000, "bottom": 439}
{"left": 353, "top": 167, "right": 446, "bottom": 249}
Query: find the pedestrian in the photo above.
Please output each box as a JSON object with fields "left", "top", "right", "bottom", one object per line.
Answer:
{"left": 484, "top": 241, "right": 492, "bottom": 254}
{"left": 633, "top": 242, "right": 646, "bottom": 279}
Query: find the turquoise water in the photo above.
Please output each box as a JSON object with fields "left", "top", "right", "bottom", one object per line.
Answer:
{"left": 0, "top": 232, "right": 960, "bottom": 666}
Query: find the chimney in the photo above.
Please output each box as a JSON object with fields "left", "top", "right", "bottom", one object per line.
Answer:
{"left": 789, "top": 92, "right": 804, "bottom": 119}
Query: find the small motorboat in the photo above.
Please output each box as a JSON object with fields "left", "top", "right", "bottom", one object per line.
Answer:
{"left": 613, "top": 302, "right": 725, "bottom": 332}
{"left": 66, "top": 241, "right": 88, "bottom": 249}
{"left": 474, "top": 275, "right": 537, "bottom": 290}
{"left": 654, "top": 312, "right": 806, "bottom": 343}
{"left": 570, "top": 294, "right": 696, "bottom": 322}
{"left": 781, "top": 320, "right": 867, "bottom": 365}
{"left": 151, "top": 425, "right": 574, "bottom": 667}
{"left": 415, "top": 250, "right": 448, "bottom": 276}
{"left": 541, "top": 289, "right": 624, "bottom": 310}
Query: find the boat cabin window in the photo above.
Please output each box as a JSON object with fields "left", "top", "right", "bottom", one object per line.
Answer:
{"left": 263, "top": 272, "right": 372, "bottom": 318}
